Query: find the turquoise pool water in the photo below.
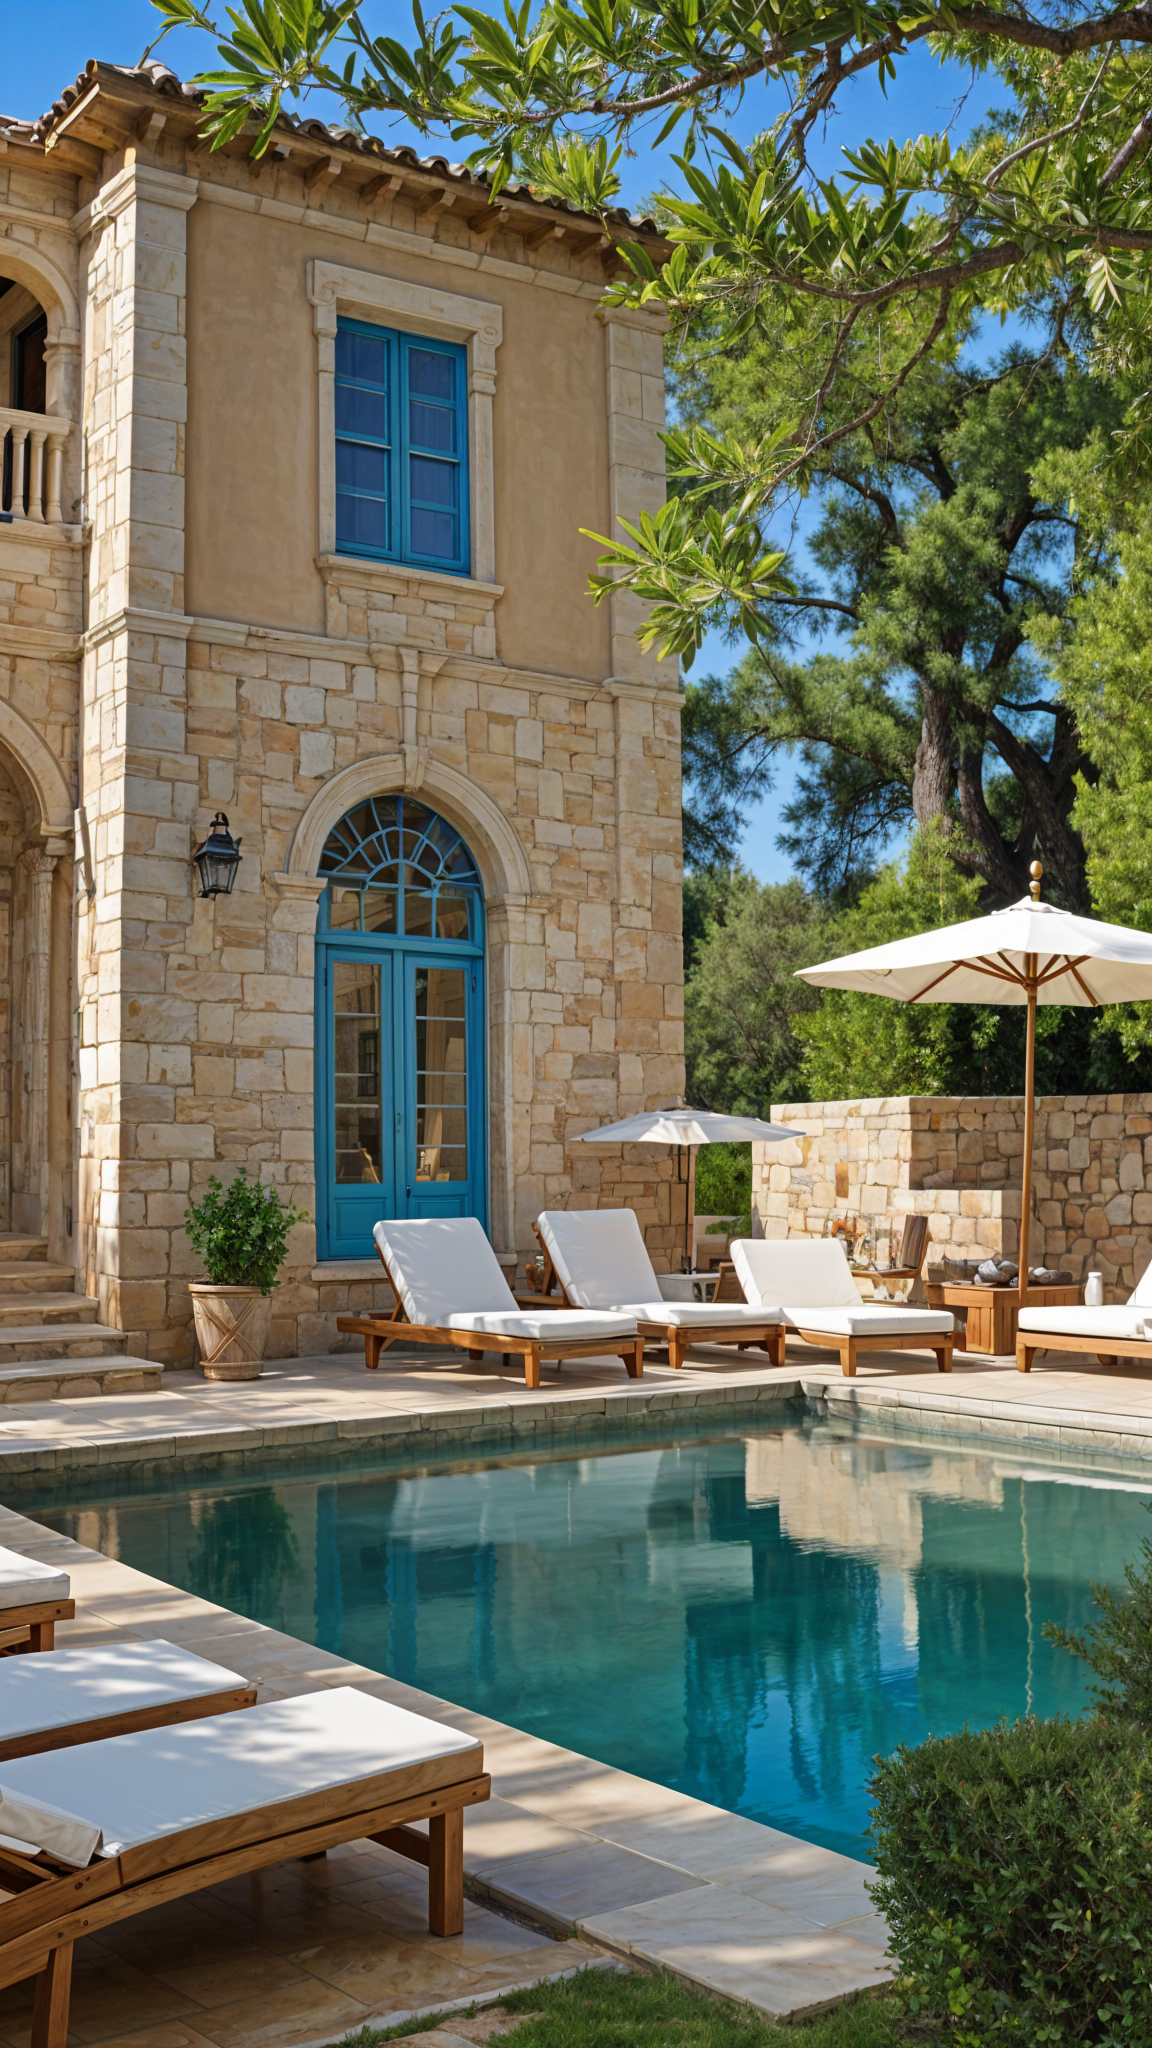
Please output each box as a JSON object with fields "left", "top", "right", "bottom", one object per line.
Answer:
{"left": 31, "top": 1418, "right": 1151, "bottom": 1860}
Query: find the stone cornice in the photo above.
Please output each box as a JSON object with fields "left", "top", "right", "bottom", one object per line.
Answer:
{"left": 83, "top": 607, "right": 193, "bottom": 652}
{"left": 0, "top": 621, "right": 81, "bottom": 660}
{"left": 72, "top": 161, "right": 199, "bottom": 238}
{"left": 600, "top": 675, "right": 685, "bottom": 708}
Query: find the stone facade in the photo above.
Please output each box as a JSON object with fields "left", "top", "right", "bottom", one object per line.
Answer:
{"left": 0, "top": 59, "right": 685, "bottom": 1364}
{"left": 758, "top": 1095, "right": 1152, "bottom": 1299}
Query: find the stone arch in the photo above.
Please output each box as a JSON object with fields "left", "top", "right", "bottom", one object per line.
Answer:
{"left": 0, "top": 244, "right": 80, "bottom": 342}
{"left": 0, "top": 700, "right": 73, "bottom": 839}
{"left": 285, "top": 752, "right": 532, "bottom": 901}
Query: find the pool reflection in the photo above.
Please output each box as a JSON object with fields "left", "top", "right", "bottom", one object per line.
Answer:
{"left": 45, "top": 1421, "right": 1150, "bottom": 1859}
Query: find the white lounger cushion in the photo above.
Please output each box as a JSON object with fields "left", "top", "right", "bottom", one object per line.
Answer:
{"left": 1019, "top": 1305, "right": 1149, "bottom": 1341}
{"left": 375, "top": 1217, "right": 517, "bottom": 1323}
{"left": 733, "top": 1239, "right": 863, "bottom": 1310}
{"left": 0, "top": 1686, "right": 481, "bottom": 1863}
{"left": 0, "top": 1545, "right": 69, "bottom": 1610}
{"left": 537, "top": 1211, "right": 779, "bottom": 1327}
{"left": 443, "top": 1309, "right": 635, "bottom": 1341}
{"left": 537, "top": 1209, "right": 660, "bottom": 1309}
{"left": 731, "top": 1239, "right": 952, "bottom": 1337}
{"left": 617, "top": 1301, "right": 777, "bottom": 1328}
{"left": 0, "top": 1639, "right": 250, "bottom": 1745}
{"left": 785, "top": 1306, "right": 954, "bottom": 1337}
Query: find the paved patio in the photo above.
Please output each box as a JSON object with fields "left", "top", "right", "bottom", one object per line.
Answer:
{"left": 1, "top": 1330, "right": 1149, "bottom": 2040}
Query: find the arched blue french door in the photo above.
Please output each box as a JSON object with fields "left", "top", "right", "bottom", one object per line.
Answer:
{"left": 314, "top": 794, "right": 487, "bottom": 1260}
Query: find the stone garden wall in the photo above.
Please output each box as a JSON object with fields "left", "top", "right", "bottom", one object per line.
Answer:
{"left": 755, "top": 1095, "right": 1152, "bottom": 1300}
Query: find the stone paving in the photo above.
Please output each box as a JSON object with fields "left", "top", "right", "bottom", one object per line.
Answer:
{"left": 2, "top": 1332, "right": 1151, "bottom": 2039}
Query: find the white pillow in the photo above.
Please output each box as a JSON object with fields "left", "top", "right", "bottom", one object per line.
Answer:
{"left": 536, "top": 1210, "right": 659, "bottom": 1309}
{"left": 732, "top": 1238, "right": 863, "bottom": 1309}
{"left": 374, "top": 1218, "right": 515, "bottom": 1324}
{"left": 0, "top": 1784, "right": 100, "bottom": 1868}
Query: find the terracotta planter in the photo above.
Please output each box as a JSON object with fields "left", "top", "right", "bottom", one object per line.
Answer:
{"left": 190, "top": 1283, "right": 272, "bottom": 1381}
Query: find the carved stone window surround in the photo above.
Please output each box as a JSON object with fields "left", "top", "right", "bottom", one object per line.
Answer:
{"left": 307, "top": 259, "right": 503, "bottom": 586}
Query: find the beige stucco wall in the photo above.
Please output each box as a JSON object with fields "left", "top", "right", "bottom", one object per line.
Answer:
{"left": 183, "top": 200, "right": 615, "bottom": 678}
{"left": 0, "top": 79, "right": 687, "bottom": 1365}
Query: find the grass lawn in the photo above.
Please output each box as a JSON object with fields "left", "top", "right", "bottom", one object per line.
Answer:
{"left": 341, "top": 1961, "right": 915, "bottom": 2048}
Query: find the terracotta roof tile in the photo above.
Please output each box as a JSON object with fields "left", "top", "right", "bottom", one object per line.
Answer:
{"left": 21, "top": 58, "right": 661, "bottom": 235}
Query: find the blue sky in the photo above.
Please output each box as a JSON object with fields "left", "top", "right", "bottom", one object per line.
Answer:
{"left": 6, "top": 4, "right": 1010, "bottom": 885}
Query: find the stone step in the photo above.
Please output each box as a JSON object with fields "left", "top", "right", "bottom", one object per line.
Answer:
{"left": 0, "top": 1233, "right": 49, "bottom": 1263}
{"left": 0, "top": 1324, "right": 126, "bottom": 1363}
{"left": 0, "top": 1356, "right": 160, "bottom": 1402}
{"left": 0, "top": 1263, "right": 78, "bottom": 1297}
{"left": 0, "top": 1294, "right": 100, "bottom": 1329}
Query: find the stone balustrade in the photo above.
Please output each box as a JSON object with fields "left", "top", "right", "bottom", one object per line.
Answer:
{"left": 0, "top": 409, "right": 71, "bottom": 526}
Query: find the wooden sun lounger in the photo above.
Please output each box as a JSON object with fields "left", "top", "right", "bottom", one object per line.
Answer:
{"left": 0, "top": 1690, "right": 490, "bottom": 2048}
{"left": 531, "top": 1223, "right": 786, "bottom": 1370}
{"left": 0, "top": 1641, "right": 257, "bottom": 1763}
{"left": 729, "top": 1237, "right": 954, "bottom": 1378}
{"left": 0, "top": 1550, "right": 75, "bottom": 1656}
{"left": 337, "top": 1221, "right": 644, "bottom": 1388}
{"left": 1016, "top": 1328, "right": 1152, "bottom": 1373}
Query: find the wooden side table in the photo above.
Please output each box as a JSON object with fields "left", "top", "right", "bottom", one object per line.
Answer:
{"left": 923, "top": 1279, "right": 1080, "bottom": 1356}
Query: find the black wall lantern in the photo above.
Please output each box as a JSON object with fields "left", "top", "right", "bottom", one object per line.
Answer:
{"left": 192, "top": 812, "right": 242, "bottom": 898}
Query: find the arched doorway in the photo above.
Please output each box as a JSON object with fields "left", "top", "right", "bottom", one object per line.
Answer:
{"left": 314, "top": 793, "right": 487, "bottom": 1259}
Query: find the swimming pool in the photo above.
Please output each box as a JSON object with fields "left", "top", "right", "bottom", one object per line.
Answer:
{"left": 30, "top": 1417, "right": 1149, "bottom": 1860}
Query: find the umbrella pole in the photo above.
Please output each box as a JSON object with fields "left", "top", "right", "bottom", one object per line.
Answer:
{"left": 684, "top": 1146, "right": 697, "bottom": 1272}
{"left": 1018, "top": 973, "right": 1037, "bottom": 1310}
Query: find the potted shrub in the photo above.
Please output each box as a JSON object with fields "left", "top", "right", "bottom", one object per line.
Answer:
{"left": 184, "top": 1170, "right": 306, "bottom": 1380}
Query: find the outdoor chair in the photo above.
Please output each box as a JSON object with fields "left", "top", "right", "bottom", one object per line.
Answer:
{"left": 337, "top": 1216, "right": 644, "bottom": 1388}
{"left": 534, "top": 1209, "right": 786, "bottom": 1371}
{"left": 730, "top": 1237, "right": 954, "bottom": 1378}
{"left": 1017, "top": 1260, "right": 1152, "bottom": 1372}
{"left": 0, "top": 1549, "right": 74, "bottom": 1655}
{"left": 0, "top": 1640, "right": 258, "bottom": 1763}
{"left": 880, "top": 1214, "right": 931, "bottom": 1293}
{"left": 0, "top": 1685, "right": 490, "bottom": 2048}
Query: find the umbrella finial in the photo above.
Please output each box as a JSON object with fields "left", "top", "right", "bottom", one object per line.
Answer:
{"left": 1029, "top": 860, "right": 1043, "bottom": 902}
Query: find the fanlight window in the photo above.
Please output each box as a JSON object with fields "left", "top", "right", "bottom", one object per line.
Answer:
{"left": 319, "top": 795, "right": 482, "bottom": 942}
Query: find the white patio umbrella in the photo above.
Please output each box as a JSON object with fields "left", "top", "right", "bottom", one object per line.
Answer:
{"left": 795, "top": 862, "right": 1152, "bottom": 1307}
{"left": 577, "top": 1106, "right": 803, "bottom": 1270}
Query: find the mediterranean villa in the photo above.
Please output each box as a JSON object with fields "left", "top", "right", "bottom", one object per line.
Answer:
{"left": 0, "top": 58, "right": 682, "bottom": 1366}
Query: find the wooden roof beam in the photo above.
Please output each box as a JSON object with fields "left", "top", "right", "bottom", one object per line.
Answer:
{"left": 304, "top": 153, "right": 342, "bottom": 196}
{"left": 412, "top": 182, "right": 457, "bottom": 223}
{"left": 359, "top": 171, "right": 405, "bottom": 209}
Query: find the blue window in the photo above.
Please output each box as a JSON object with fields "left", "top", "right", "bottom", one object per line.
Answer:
{"left": 314, "top": 796, "right": 487, "bottom": 1260}
{"left": 335, "top": 319, "right": 470, "bottom": 574}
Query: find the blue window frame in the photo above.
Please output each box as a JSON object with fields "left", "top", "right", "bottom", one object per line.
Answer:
{"left": 314, "top": 796, "right": 487, "bottom": 1260}
{"left": 335, "top": 318, "right": 470, "bottom": 575}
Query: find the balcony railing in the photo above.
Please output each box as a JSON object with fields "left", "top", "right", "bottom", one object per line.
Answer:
{"left": 1, "top": 408, "right": 72, "bottom": 526}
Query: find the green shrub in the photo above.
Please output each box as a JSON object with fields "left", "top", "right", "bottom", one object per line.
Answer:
{"left": 184, "top": 1170, "right": 306, "bottom": 1293}
{"left": 869, "top": 1713, "right": 1152, "bottom": 2046}
{"left": 695, "top": 1141, "right": 752, "bottom": 1231}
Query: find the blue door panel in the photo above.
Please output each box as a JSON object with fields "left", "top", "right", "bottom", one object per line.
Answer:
{"left": 317, "top": 939, "right": 486, "bottom": 1259}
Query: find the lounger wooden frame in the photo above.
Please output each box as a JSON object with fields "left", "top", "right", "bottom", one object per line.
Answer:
{"left": 0, "top": 1679, "right": 259, "bottom": 1764}
{"left": 335, "top": 1239, "right": 643, "bottom": 1389}
{"left": 530, "top": 1228, "right": 786, "bottom": 1371}
{"left": 0, "top": 1748, "right": 491, "bottom": 2048}
{"left": 791, "top": 1323, "right": 954, "bottom": 1378}
{"left": 0, "top": 1599, "right": 75, "bottom": 1657}
{"left": 1016, "top": 1329, "right": 1152, "bottom": 1373}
